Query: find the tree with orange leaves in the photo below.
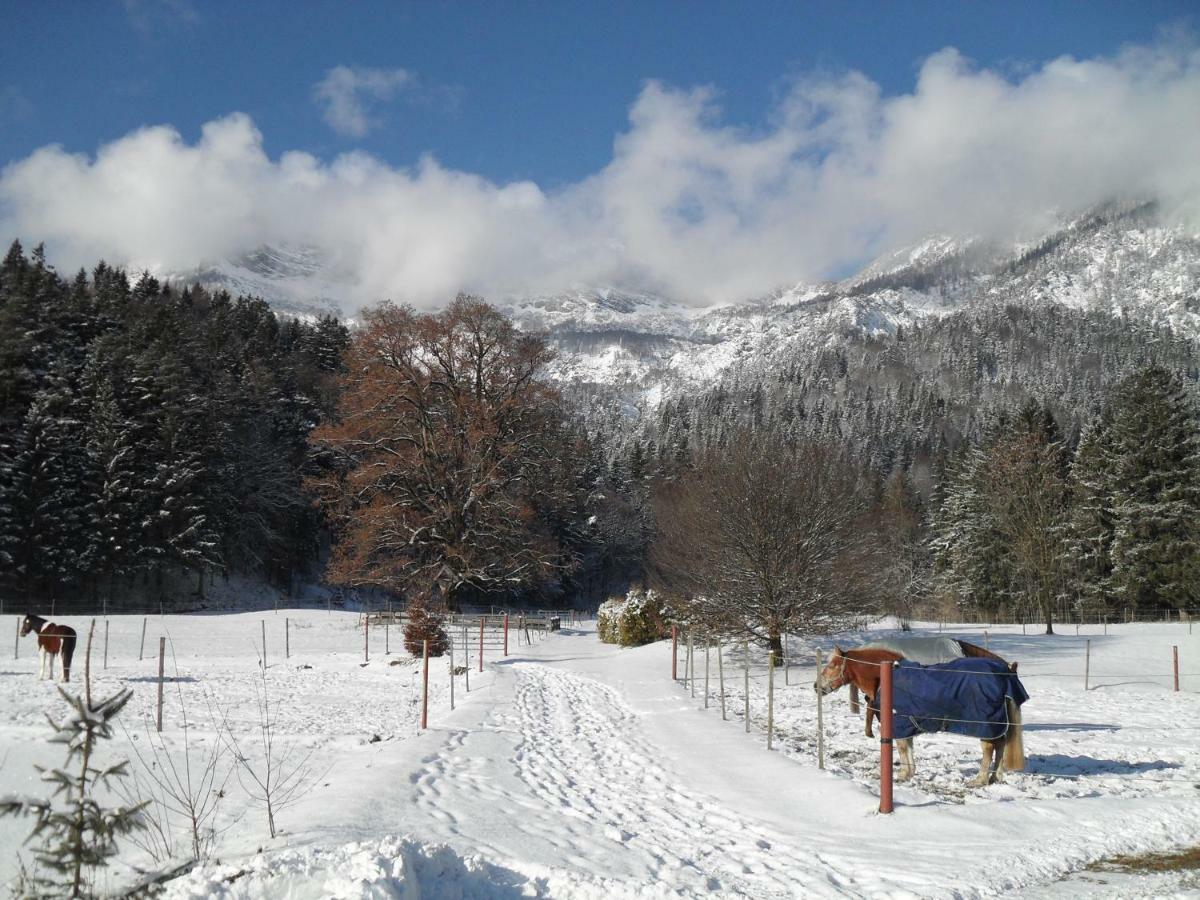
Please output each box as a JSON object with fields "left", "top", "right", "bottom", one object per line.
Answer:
{"left": 308, "top": 295, "right": 571, "bottom": 607}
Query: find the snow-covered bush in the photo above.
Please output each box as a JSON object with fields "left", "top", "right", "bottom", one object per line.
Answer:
{"left": 597, "top": 589, "right": 669, "bottom": 646}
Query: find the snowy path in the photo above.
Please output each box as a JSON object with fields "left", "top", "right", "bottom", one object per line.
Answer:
{"left": 410, "top": 661, "right": 818, "bottom": 897}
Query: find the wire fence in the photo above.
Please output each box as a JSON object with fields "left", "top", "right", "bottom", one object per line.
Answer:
{"left": 665, "top": 627, "right": 1200, "bottom": 781}
{"left": 9, "top": 609, "right": 589, "bottom": 736}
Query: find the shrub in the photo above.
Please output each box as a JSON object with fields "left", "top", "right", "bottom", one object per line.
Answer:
{"left": 597, "top": 589, "right": 669, "bottom": 646}
{"left": 404, "top": 601, "right": 450, "bottom": 657}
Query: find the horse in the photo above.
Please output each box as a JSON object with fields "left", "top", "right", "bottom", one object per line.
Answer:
{"left": 815, "top": 647, "right": 1026, "bottom": 786}
{"left": 856, "top": 637, "right": 1018, "bottom": 738}
{"left": 19, "top": 615, "right": 77, "bottom": 683}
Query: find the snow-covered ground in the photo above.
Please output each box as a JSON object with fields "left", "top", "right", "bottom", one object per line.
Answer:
{"left": 1, "top": 612, "right": 1198, "bottom": 897}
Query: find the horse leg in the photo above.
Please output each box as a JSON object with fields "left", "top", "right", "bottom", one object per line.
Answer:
{"left": 39, "top": 648, "right": 46, "bottom": 680}
{"left": 897, "top": 738, "right": 915, "bottom": 781}
{"left": 971, "top": 741, "right": 996, "bottom": 786}
{"left": 865, "top": 706, "right": 874, "bottom": 738}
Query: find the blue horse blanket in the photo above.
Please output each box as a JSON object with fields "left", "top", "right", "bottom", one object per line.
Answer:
{"left": 869, "top": 658, "right": 1029, "bottom": 741}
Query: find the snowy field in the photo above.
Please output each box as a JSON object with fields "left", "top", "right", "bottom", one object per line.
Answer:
{"left": 1, "top": 611, "right": 1198, "bottom": 897}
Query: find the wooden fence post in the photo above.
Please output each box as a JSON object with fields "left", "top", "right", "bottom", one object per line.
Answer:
{"left": 743, "top": 640, "right": 750, "bottom": 733}
{"left": 261, "top": 620, "right": 267, "bottom": 669}
{"left": 156, "top": 637, "right": 166, "bottom": 733}
{"left": 1174, "top": 645, "right": 1180, "bottom": 692}
{"left": 879, "top": 661, "right": 894, "bottom": 814}
{"left": 504, "top": 613, "right": 509, "bottom": 657}
{"left": 385, "top": 617, "right": 390, "bottom": 655}
{"left": 717, "top": 641, "right": 726, "bottom": 721}
{"left": 671, "top": 625, "right": 678, "bottom": 680}
{"left": 13, "top": 617, "right": 18, "bottom": 660}
{"left": 850, "top": 684, "right": 860, "bottom": 716}
{"left": 478, "top": 618, "right": 484, "bottom": 673}
{"left": 688, "top": 635, "right": 695, "bottom": 698}
{"left": 463, "top": 627, "right": 470, "bottom": 692}
{"left": 421, "top": 639, "right": 430, "bottom": 730}
{"left": 816, "top": 649, "right": 825, "bottom": 770}
{"left": 767, "top": 651, "right": 775, "bottom": 750}
{"left": 104, "top": 619, "right": 109, "bottom": 670}
{"left": 984, "top": 630, "right": 989, "bottom": 650}
{"left": 364, "top": 617, "right": 368, "bottom": 663}
{"left": 704, "top": 644, "right": 710, "bottom": 709}
{"left": 1084, "top": 639, "right": 1090, "bottom": 691}
{"left": 449, "top": 632, "right": 456, "bottom": 711}
{"left": 784, "top": 635, "right": 790, "bottom": 686}
{"left": 285, "top": 617, "right": 290, "bottom": 659}
{"left": 139, "top": 617, "right": 147, "bottom": 661}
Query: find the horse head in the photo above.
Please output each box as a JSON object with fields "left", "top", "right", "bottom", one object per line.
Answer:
{"left": 19, "top": 615, "right": 40, "bottom": 637}
{"left": 814, "top": 646, "right": 847, "bottom": 696}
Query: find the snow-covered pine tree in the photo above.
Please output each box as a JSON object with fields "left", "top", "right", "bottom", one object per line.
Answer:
{"left": 1062, "top": 411, "right": 1118, "bottom": 616}
{"left": 0, "top": 621, "right": 145, "bottom": 897}
{"left": 1107, "top": 366, "right": 1200, "bottom": 613}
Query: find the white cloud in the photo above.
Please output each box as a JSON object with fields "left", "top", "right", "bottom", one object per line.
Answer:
{"left": 4, "top": 38, "right": 1200, "bottom": 310}
{"left": 314, "top": 66, "right": 423, "bottom": 138}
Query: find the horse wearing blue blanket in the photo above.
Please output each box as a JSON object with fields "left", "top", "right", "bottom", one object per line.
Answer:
{"left": 816, "top": 651, "right": 1027, "bottom": 786}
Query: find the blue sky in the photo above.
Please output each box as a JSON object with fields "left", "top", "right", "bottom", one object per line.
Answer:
{"left": 2, "top": 2, "right": 1199, "bottom": 307}
{"left": 3, "top": 1, "right": 1190, "bottom": 185}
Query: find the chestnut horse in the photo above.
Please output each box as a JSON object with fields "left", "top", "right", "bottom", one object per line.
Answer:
{"left": 19, "top": 615, "right": 77, "bottom": 682}
{"left": 815, "top": 647, "right": 1025, "bottom": 786}
{"left": 858, "top": 639, "right": 1018, "bottom": 738}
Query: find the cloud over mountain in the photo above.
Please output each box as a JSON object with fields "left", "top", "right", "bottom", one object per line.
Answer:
{"left": 3, "top": 37, "right": 1200, "bottom": 310}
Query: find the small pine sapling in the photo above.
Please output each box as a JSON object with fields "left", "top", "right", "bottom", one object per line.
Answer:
{"left": 0, "top": 620, "right": 146, "bottom": 897}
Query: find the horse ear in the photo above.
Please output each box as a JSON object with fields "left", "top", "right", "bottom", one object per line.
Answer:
{"left": 833, "top": 644, "right": 843, "bottom": 655}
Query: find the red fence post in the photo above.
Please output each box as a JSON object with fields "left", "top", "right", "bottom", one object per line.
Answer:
{"left": 879, "top": 661, "right": 894, "bottom": 815}
{"left": 478, "top": 618, "right": 484, "bottom": 673}
{"left": 421, "top": 639, "right": 429, "bottom": 729}
{"left": 1174, "top": 645, "right": 1180, "bottom": 692}
{"left": 672, "top": 625, "right": 678, "bottom": 680}
{"left": 504, "top": 613, "right": 509, "bottom": 657}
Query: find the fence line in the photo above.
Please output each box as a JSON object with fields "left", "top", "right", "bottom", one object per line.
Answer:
{"left": 9, "top": 611, "right": 591, "bottom": 736}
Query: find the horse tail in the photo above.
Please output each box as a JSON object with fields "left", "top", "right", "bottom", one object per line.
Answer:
{"left": 1003, "top": 696, "right": 1025, "bottom": 771}
{"left": 60, "top": 629, "right": 77, "bottom": 683}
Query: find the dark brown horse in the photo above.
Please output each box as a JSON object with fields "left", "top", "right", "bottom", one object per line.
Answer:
{"left": 20, "top": 615, "right": 77, "bottom": 682}
{"left": 815, "top": 647, "right": 1025, "bottom": 786}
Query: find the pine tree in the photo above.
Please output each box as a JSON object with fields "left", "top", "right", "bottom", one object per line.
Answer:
{"left": 1107, "top": 367, "right": 1200, "bottom": 612}
{"left": 0, "top": 622, "right": 145, "bottom": 896}
{"left": 1062, "top": 411, "right": 1118, "bottom": 615}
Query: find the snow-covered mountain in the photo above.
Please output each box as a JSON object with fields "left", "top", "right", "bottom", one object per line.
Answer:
{"left": 163, "top": 203, "right": 1200, "bottom": 406}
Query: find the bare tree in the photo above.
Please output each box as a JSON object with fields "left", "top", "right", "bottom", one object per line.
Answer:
{"left": 649, "top": 435, "right": 884, "bottom": 655}
{"left": 222, "top": 670, "right": 321, "bottom": 840}
{"left": 308, "top": 297, "right": 570, "bottom": 607}
{"left": 979, "top": 431, "right": 1070, "bottom": 634}
{"left": 118, "top": 650, "right": 236, "bottom": 864}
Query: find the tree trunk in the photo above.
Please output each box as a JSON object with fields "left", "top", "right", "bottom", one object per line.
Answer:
{"left": 1043, "top": 596, "right": 1054, "bottom": 635}
{"left": 767, "top": 627, "right": 783, "bottom": 665}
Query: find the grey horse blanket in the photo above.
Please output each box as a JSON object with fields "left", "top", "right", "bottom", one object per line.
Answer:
{"left": 868, "top": 658, "right": 1028, "bottom": 741}
{"left": 860, "top": 636, "right": 965, "bottom": 665}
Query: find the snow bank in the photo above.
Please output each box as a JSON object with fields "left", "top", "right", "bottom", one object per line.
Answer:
{"left": 162, "top": 836, "right": 539, "bottom": 899}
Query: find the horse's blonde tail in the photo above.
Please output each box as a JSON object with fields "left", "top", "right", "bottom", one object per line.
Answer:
{"left": 1003, "top": 697, "right": 1025, "bottom": 772}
